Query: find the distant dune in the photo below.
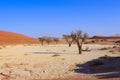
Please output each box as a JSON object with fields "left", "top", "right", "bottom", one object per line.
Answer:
{"left": 110, "top": 34, "right": 120, "bottom": 37}
{"left": 0, "top": 30, "right": 40, "bottom": 44}
{"left": 92, "top": 34, "right": 120, "bottom": 39}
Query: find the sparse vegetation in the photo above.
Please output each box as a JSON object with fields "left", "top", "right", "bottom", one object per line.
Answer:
{"left": 63, "top": 34, "right": 73, "bottom": 47}
{"left": 38, "top": 37, "right": 45, "bottom": 46}
{"left": 115, "top": 40, "right": 120, "bottom": 46}
{"left": 94, "top": 39, "right": 100, "bottom": 43}
{"left": 109, "top": 50, "right": 115, "bottom": 53}
{"left": 63, "top": 49, "right": 66, "bottom": 52}
{"left": 115, "top": 40, "right": 120, "bottom": 43}
{"left": 2, "top": 45, "right": 6, "bottom": 48}
{"left": 0, "top": 47, "right": 2, "bottom": 49}
{"left": 53, "top": 38, "right": 59, "bottom": 44}
{"left": 99, "top": 47, "right": 109, "bottom": 50}
{"left": 113, "top": 46, "right": 117, "bottom": 48}
{"left": 45, "top": 38, "right": 53, "bottom": 45}
{"left": 46, "top": 49, "right": 51, "bottom": 51}
{"left": 63, "top": 30, "right": 88, "bottom": 54}
{"left": 70, "top": 30, "right": 88, "bottom": 54}
{"left": 24, "top": 53, "right": 28, "bottom": 55}
{"left": 109, "top": 46, "right": 120, "bottom": 54}
{"left": 91, "top": 40, "right": 95, "bottom": 43}
{"left": 52, "top": 54, "right": 60, "bottom": 57}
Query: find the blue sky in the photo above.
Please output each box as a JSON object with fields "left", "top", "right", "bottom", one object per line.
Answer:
{"left": 0, "top": 0, "right": 120, "bottom": 37}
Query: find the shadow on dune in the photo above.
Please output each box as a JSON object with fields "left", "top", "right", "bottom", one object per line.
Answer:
{"left": 74, "top": 57, "right": 120, "bottom": 79}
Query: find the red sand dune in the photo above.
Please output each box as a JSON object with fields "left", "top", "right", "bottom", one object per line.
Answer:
{"left": 0, "top": 30, "right": 40, "bottom": 44}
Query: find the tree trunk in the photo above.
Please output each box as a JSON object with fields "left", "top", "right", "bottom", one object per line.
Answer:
{"left": 68, "top": 41, "right": 73, "bottom": 47}
{"left": 41, "top": 42, "right": 44, "bottom": 46}
{"left": 77, "top": 41, "right": 82, "bottom": 54}
{"left": 48, "top": 43, "right": 49, "bottom": 45}
{"left": 69, "top": 43, "right": 72, "bottom": 47}
{"left": 78, "top": 44, "right": 82, "bottom": 54}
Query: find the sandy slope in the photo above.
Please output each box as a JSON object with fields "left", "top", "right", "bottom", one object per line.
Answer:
{"left": 0, "top": 44, "right": 119, "bottom": 80}
{"left": 0, "top": 30, "right": 39, "bottom": 44}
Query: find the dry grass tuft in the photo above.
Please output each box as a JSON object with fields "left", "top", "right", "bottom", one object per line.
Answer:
{"left": 52, "top": 54, "right": 60, "bottom": 57}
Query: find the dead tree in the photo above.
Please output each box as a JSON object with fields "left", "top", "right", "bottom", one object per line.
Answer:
{"left": 38, "top": 37, "right": 45, "bottom": 46}
{"left": 45, "top": 38, "right": 53, "bottom": 45}
{"left": 53, "top": 38, "right": 59, "bottom": 44}
{"left": 71, "top": 30, "right": 88, "bottom": 54}
{"left": 63, "top": 34, "right": 74, "bottom": 47}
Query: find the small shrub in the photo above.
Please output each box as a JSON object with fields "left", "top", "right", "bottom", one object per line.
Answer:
{"left": 115, "top": 40, "right": 120, "bottom": 46}
{"left": 115, "top": 40, "right": 120, "bottom": 43}
{"left": 2, "top": 45, "right": 6, "bottom": 48}
{"left": 99, "top": 47, "right": 108, "bottom": 50}
{"left": 52, "top": 54, "right": 60, "bottom": 57}
{"left": 27, "top": 44, "right": 31, "bottom": 46}
{"left": 53, "top": 38, "right": 59, "bottom": 44}
{"left": 100, "top": 39, "right": 104, "bottom": 42}
{"left": 113, "top": 46, "right": 117, "bottom": 48}
{"left": 109, "top": 50, "right": 115, "bottom": 52}
{"left": 91, "top": 40, "right": 95, "bottom": 43}
{"left": 45, "top": 38, "right": 53, "bottom": 45}
{"left": 24, "top": 53, "right": 28, "bottom": 55}
{"left": 63, "top": 50, "right": 66, "bottom": 52}
{"left": 46, "top": 49, "right": 51, "bottom": 51}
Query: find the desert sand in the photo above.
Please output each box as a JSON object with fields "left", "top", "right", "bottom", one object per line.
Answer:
{"left": 0, "top": 30, "right": 39, "bottom": 44}
{"left": 0, "top": 44, "right": 119, "bottom": 80}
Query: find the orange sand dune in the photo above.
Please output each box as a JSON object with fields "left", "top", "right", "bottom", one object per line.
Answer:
{"left": 0, "top": 30, "right": 40, "bottom": 44}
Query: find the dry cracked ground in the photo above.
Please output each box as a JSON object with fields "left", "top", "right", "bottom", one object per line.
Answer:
{"left": 0, "top": 44, "right": 119, "bottom": 80}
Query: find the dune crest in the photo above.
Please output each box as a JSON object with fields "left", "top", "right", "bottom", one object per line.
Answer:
{"left": 0, "top": 30, "right": 39, "bottom": 44}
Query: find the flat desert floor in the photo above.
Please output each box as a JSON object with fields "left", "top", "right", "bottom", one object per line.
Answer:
{"left": 0, "top": 44, "right": 120, "bottom": 80}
